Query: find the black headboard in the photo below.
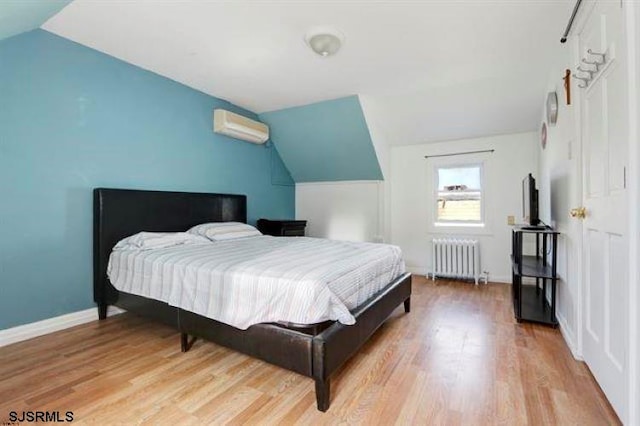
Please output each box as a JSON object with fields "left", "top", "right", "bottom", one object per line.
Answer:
{"left": 93, "top": 188, "right": 247, "bottom": 306}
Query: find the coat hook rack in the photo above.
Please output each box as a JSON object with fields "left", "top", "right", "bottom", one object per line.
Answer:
{"left": 572, "top": 74, "right": 590, "bottom": 88}
{"left": 574, "top": 47, "right": 608, "bottom": 90}
{"left": 587, "top": 49, "right": 606, "bottom": 63}
{"left": 581, "top": 58, "right": 600, "bottom": 70}
{"left": 578, "top": 61, "right": 598, "bottom": 72}
{"left": 576, "top": 66, "right": 595, "bottom": 78}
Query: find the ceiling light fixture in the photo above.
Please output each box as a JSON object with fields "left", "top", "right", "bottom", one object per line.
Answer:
{"left": 304, "top": 27, "right": 344, "bottom": 57}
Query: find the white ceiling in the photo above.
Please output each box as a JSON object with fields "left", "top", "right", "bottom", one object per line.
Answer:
{"left": 42, "top": 0, "right": 573, "bottom": 145}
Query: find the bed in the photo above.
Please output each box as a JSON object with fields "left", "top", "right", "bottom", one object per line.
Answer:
{"left": 93, "top": 188, "right": 412, "bottom": 411}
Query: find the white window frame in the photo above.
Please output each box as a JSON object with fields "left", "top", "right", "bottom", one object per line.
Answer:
{"left": 433, "top": 162, "right": 486, "bottom": 228}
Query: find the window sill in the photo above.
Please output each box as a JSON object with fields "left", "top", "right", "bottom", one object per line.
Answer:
{"left": 434, "top": 222, "right": 484, "bottom": 227}
{"left": 429, "top": 223, "right": 493, "bottom": 236}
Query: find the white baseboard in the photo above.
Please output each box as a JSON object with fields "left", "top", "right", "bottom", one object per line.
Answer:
{"left": 406, "top": 266, "right": 429, "bottom": 275}
{"left": 557, "top": 312, "right": 582, "bottom": 360}
{"left": 295, "top": 180, "right": 382, "bottom": 187}
{"left": 0, "top": 306, "right": 124, "bottom": 348}
{"left": 489, "top": 276, "right": 512, "bottom": 284}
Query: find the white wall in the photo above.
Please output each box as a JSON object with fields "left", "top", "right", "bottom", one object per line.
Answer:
{"left": 296, "top": 97, "right": 393, "bottom": 245}
{"left": 389, "top": 132, "right": 538, "bottom": 282}
{"left": 359, "top": 95, "right": 393, "bottom": 243}
{"left": 537, "top": 36, "right": 582, "bottom": 356}
{"left": 296, "top": 181, "right": 383, "bottom": 242}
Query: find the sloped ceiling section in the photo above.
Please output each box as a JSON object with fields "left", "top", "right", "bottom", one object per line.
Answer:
{"left": 42, "top": 1, "right": 573, "bottom": 145}
{"left": 0, "top": 0, "right": 71, "bottom": 42}
{"left": 260, "top": 96, "right": 383, "bottom": 183}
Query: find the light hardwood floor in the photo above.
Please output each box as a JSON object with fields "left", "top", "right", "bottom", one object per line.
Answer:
{"left": 0, "top": 276, "right": 619, "bottom": 425}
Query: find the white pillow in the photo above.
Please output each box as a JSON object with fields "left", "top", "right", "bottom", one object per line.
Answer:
{"left": 188, "top": 222, "right": 262, "bottom": 241}
{"left": 113, "top": 232, "right": 210, "bottom": 251}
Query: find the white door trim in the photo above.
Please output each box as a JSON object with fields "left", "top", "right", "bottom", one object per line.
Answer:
{"left": 624, "top": 1, "right": 639, "bottom": 424}
{"left": 571, "top": 32, "right": 586, "bottom": 361}
{"left": 567, "top": 0, "right": 598, "bottom": 365}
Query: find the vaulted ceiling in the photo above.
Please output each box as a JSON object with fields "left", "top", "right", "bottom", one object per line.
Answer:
{"left": 0, "top": 0, "right": 71, "bottom": 42}
{"left": 10, "top": 1, "right": 573, "bottom": 146}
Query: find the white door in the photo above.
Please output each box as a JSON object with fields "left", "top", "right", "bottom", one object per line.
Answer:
{"left": 579, "top": 1, "right": 629, "bottom": 421}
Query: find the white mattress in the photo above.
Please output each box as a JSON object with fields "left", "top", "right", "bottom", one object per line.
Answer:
{"left": 107, "top": 236, "right": 406, "bottom": 330}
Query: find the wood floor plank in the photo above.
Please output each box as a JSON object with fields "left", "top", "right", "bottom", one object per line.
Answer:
{"left": 0, "top": 276, "right": 621, "bottom": 425}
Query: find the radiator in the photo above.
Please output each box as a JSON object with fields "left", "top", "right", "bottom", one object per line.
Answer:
{"left": 430, "top": 238, "right": 484, "bottom": 285}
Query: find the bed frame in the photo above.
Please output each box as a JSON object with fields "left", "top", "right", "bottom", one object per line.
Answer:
{"left": 93, "top": 188, "right": 411, "bottom": 411}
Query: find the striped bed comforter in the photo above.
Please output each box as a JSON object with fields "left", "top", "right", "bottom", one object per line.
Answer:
{"left": 107, "top": 236, "right": 405, "bottom": 330}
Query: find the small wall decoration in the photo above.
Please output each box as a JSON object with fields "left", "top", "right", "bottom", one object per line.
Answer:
{"left": 541, "top": 122, "right": 548, "bottom": 150}
{"left": 563, "top": 69, "right": 571, "bottom": 105}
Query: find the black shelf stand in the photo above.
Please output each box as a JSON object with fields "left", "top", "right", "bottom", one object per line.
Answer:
{"left": 511, "top": 226, "right": 559, "bottom": 327}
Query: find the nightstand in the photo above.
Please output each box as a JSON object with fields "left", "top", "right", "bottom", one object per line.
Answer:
{"left": 257, "top": 219, "right": 307, "bottom": 237}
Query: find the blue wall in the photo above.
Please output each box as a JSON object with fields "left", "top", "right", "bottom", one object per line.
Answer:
{"left": 0, "top": 30, "right": 294, "bottom": 330}
{"left": 259, "top": 96, "right": 383, "bottom": 182}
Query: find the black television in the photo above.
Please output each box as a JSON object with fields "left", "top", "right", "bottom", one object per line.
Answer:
{"left": 522, "top": 173, "right": 539, "bottom": 226}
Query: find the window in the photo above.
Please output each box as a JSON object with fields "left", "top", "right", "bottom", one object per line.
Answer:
{"left": 435, "top": 164, "right": 483, "bottom": 225}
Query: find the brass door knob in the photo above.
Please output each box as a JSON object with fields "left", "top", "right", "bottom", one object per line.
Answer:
{"left": 570, "top": 207, "right": 587, "bottom": 219}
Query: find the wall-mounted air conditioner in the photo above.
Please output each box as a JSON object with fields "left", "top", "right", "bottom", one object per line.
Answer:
{"left": 213, "top": 109, "right": 269, "bottom": 144}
